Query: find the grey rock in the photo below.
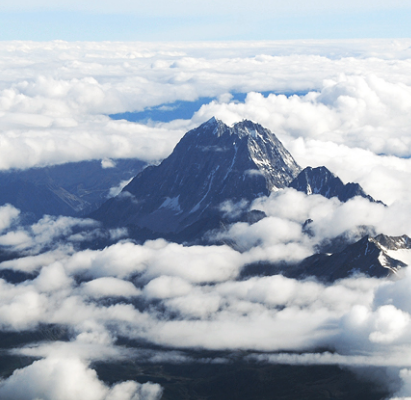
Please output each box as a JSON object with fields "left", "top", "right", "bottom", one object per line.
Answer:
{"left": 92, "top": 118, "right": 301, "bottom": 236}
{"left": 373, "top": 234, "right": 411, "bottom": 250}
{"left": 289, "top": 166, "right": 379, "bottom": 203}
{"left": 242, "top": 233, "right": 410, "bottom": 282}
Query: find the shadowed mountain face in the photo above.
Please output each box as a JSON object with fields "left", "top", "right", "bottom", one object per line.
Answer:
{"left": 289, "top": 235, "right": 408, "bottom": 282}
{"left": 0, "top": 159, "right": 145, "bottom": 219}
{"left": 289, "top": 166, "right": 379, "bottom": 203}
{"left": 242, "top": 233, "right": 411, "bottom": 282}
{"left": 91, "top": 118, "right": 301, "bottom": 234}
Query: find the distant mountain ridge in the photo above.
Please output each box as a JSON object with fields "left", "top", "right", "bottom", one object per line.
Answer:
{"left": 0, "top": 159, "right": 145, "bottom": 219}
{"left": 288, "top": 234, "right": 409, "bottom": 281}
{"left": 241, "top": 233, "right": 411, "bottom": 282}
{"left": 290, "top": 166, "right": 379, "bottom": 203}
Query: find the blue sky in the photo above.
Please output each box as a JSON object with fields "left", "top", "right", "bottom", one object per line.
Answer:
{"left": 0, "top": 0, "right": 410, "bottom": 41}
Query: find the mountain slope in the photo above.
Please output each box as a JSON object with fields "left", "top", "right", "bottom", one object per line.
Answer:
{"left": 242, "top": 234, "right": 411, "bottom": 282}
{"left": 286, "top": 234, "right": 409, "bottom": 281}
{"left": 91, "top": 118, "right": 301, "bottom": 235}
{"left": 289, "top": 166, "right": 378, "bottom": 203}
{"left": 0, "top": 159, "right": 145, "bottom": 219}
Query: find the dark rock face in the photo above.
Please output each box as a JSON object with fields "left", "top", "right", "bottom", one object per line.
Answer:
{"left": 315, "top": 225, "right": 377, "bottom": 254}
{"left": 242, "top": 233, "right": 411, "bottom": 282}
{"left": 289, "top": 166, "right": 378, "bottom": 203}
{"left": 286, "top": 235, "right": 408, "bottom": 282}
{"left": 91, "top": 118, "right": 301, "bottom": 234}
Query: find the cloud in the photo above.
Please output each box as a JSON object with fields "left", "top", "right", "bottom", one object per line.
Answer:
{"left": 2, "top": 40, "right": 411, "bottom": 398}
{"left": 101, "top": 158, "right": 116, "bottom": 168}
{"left": 0, "top": 357, "right": 162, "bottom": 400}
{"left": 0, "top": 247, "right": 72, "bottom": 273}
{"left": 286, "top": 139, "right": 411, "bottom": 205}
{"left": 249, "top": 189, "right": 411, "bottom": 244}
{"left": 0, "top": 214, "right": 99, "bottom": 253}
{"left": 391, "top": 369, "right": 411, "bottom": 400}
{"left": 107, "top": 178, "right": 133, "bottom": 198}
{"left": 0, "top": 204, "right": 20, "bottom": 233}
{"left": 1, "top": 41, "right": 411, "bottom": 170}
{"left": 218, "top": 199, "right": 250, "bottom": 219}
{"left": 194, "top": 75, "right": 411, "bottom": 157}
{"left": 61, "top": 239, "right": 244, "bottom": 284}
{"left": 81, "top": 277, "right": 141, "bottom": 299}
{"left": 0, "top": 115, "right": 186, "bottom": 170}
{"left": 1, "top": 223, "right": 411, "bottom": 396}
{"left": 143, "top": 276, "right": 193, "bottom": 299}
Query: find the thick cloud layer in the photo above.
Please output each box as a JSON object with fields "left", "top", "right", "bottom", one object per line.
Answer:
{"left": 0, "top": 357, "right": 162, "bottom": 400}
{"left": 192, "top": 76, "right": 411, "bottom": 204}
{"left": 2, "top": 40, "right": 411, "bottom": 398}
{"left": 0, "top": 193, "right": 410, "bottom": 353}
{"left": 1, "top": 197, "right": 411, "bottom": 398}
{"left": 0, "top": 40, "right": 411, "bottom": 174}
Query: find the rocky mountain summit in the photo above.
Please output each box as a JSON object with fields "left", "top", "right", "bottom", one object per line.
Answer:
{"left": 91, "top": 118, "right": 301, "bottom": 235}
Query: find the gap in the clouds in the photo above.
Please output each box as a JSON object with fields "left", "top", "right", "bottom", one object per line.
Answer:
{"left": 0, "top": 326, "right": 70, "bottom": 379}
{"left": 0, "top": 325, "right": 70, "bottom": 351}
{"left": 110, "top": 96, "right": 215, "bottom": 123}
{"left": 109, "top": 91, "right": 310, "bottom": 123}
{"left": 93, "top": 356, "right": 391, "bottom": 400}
{"left": 0, "top": 354, "right": 36, "bottom": 380}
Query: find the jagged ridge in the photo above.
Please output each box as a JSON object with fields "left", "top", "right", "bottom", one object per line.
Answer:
{"left": 91, "top": 118, "right": 301, "bottom": 234}
{"left": 289, "top": 166, "right": 378, "bottom": 203}
{"left": 242, "top": 233, "right": 411, "bottom": 282}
